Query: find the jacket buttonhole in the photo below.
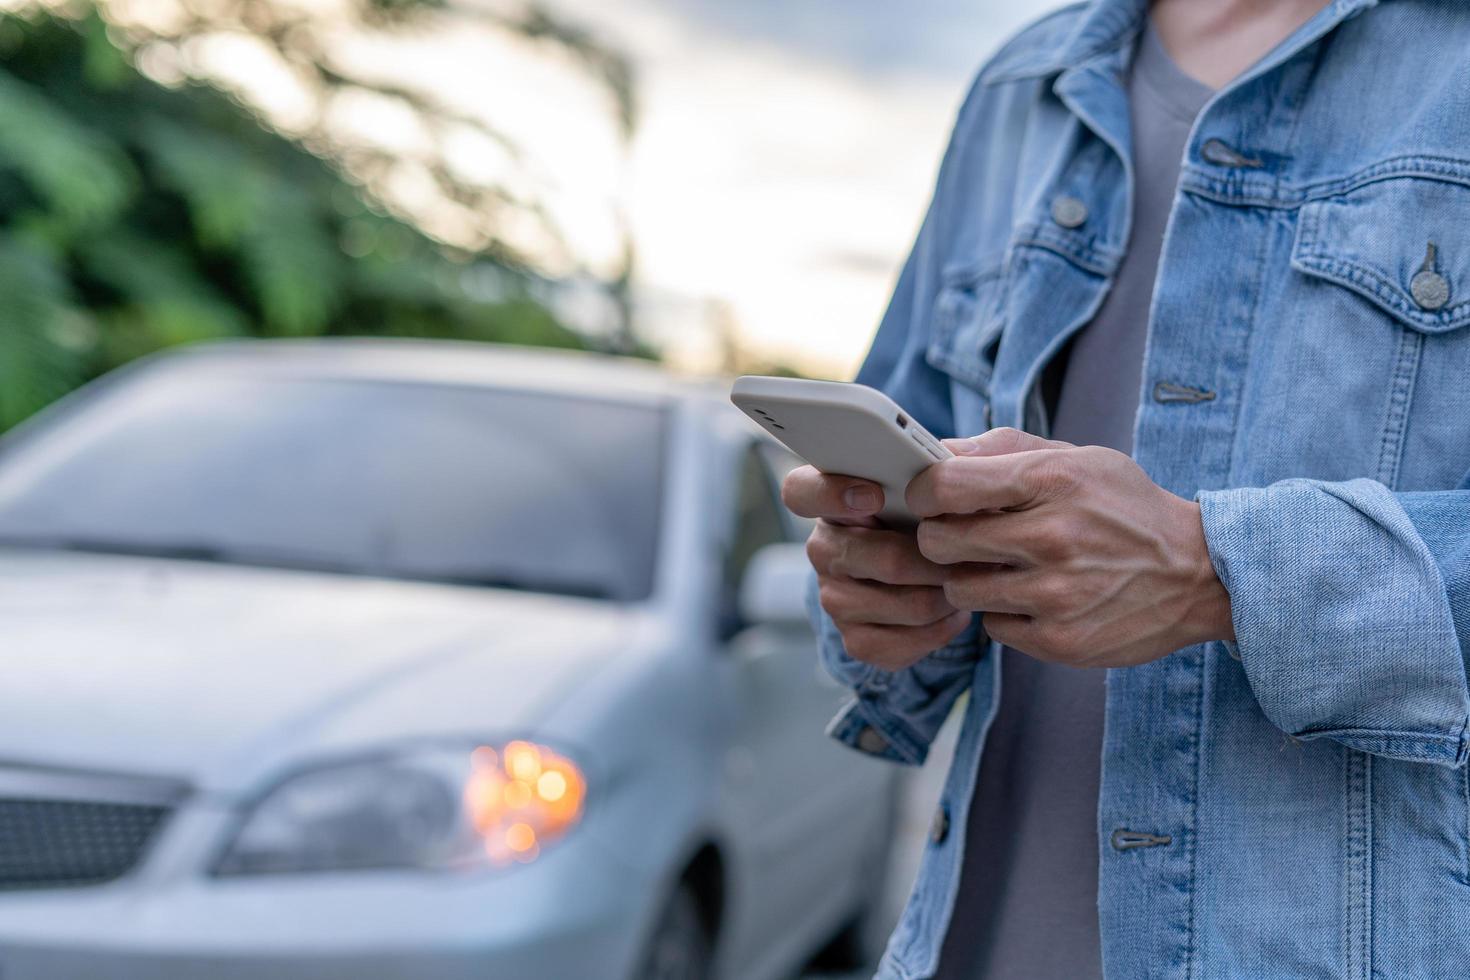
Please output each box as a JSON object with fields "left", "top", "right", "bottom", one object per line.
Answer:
{"left": 1110, "top": 828, "right": 1172, "bottom": 850}
{"left": 1152, "top": 381, "right": 1217, "bottom": 404}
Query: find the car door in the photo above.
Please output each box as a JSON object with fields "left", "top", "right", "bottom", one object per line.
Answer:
{"left": 718, "top": 442, "right": 890, "bottom": 971}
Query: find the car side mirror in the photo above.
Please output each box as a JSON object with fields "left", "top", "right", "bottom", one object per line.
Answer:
{"left": 737, "top": 542, "right": 812, "bottom": 629}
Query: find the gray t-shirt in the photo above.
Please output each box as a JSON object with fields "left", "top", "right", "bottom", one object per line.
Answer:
{"left": 934, "top": 25, "right": 1214, "bottom": 980}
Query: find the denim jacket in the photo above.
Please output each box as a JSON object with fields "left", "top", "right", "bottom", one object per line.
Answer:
{"left": 812, "top": 2, "right": 1470, "bottom": 977}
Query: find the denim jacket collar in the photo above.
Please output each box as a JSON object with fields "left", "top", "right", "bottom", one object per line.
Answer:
{"left": 985, "top": 0, "right": 1384, "bottom": 88}
{"left": 985, "top": 0, "right": 1147, "bottom": 85}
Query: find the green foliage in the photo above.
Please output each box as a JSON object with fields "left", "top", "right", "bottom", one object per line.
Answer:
{"left": 0, "top": 238, "right": 88, "bottom": 424}
{"left": 0, "top": 71, "right": 135, "bottom": 233}
{"left": 0, "top": 9, "right": 595, "bottom": 430}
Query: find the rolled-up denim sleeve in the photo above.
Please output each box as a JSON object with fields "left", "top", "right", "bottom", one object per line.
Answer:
{"left": 1198, "top": 478, "right": 1470, "bottom": 768}
{"left": 809, "top": 572, "right": 981, "bottom": 766}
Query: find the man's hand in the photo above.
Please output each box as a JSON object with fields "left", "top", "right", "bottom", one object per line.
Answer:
{"left": 906, "top": 428, "right": 1235, "bottom": 668}
{"left": 782, "top": 467, "right": 971, "bottom": 672}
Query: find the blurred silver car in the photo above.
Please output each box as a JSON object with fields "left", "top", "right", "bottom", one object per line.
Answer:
{"left": 0, "top": 340, "right": 897, "bottom": 980}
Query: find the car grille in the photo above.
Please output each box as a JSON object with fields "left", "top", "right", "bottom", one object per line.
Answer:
{"left": 0, "top": 797, "right": 173, "bottom": 890}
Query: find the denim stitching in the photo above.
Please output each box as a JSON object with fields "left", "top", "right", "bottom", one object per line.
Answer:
{"left": 1179, "top": 645, "right": 1208, "bottom": 980}
{"left": 1458, "top": 764, "right": 1470, "bottom": 887}
{"left": 1302, "top": 728, "right": 1467, "bottom": 762}
{"left": 1182, "top": 154, "right": 1470, "bottom": 209}
{"left": 1344, "top": 749, "right": 1359, "bottom": 980}
{"left": 1344, "top": 749, "right": 1373, "bottom": 980}
{"left": 1296, "top": 192, "right": 1322, "bottom": 256}
{"left": 1293, "top": 253, "right": 1470, "bottom": 329}
{"left": 1290, "top": 186, "right": 1470, "bottom": 329}
{"left": 1011, "top": 228, "right": 1121, "bottom": 277}
{"left": 1361, "top": 751, "right": 1371, "bottom": 980}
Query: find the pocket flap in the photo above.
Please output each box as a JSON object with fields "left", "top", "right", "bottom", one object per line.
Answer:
{"left": 1292, "top": 177, "right": 1470, "bottom": 333}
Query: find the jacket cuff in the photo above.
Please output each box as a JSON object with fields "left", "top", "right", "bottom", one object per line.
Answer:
{"left": 825, "top": 696, "right": 930, "bottom": 766}
{"left": 807, "top": 570, "right": 982, "bottom": 765}
{"left": 1199, "top": 479, "right": 1470, "bottom": 767}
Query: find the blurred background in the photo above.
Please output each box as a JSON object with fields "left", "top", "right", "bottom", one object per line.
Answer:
{"left": 0, "top": 0, "right": 1069, "bottom": 422}
{"left": 0, "top": 1, "right": 1062, "bottom": 978}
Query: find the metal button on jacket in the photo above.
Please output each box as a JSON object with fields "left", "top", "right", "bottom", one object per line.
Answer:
{"left": 1412, "top": 269, "right": 1450, "bottom": 310}
{"left": 856, "top": 725, "right": 888, "bottom": 755}
{"left": 930, "top": 804, "right": 950, "bottom": 845}
{"left": 1411, "top": 242, "right": 1450, "bottom": 310}
{"left": 1050, "top": 195, "right": 1088, "bottom": 229}
{"left": 1411, "top": 270, "right": 1449, "bottom": 310}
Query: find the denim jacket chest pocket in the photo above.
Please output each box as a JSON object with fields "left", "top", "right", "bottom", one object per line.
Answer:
{"left": 1292, "top": 173, "right": 1470, "bottom": 334}
{"left": 925, "top": 259, "right": 1006, "bottom": 395}
{"left": 1281, "top": 170, "right": 1470, "bottom": 489}
{"left": 924, "top": 259, "right": 1008, "bottom": 435}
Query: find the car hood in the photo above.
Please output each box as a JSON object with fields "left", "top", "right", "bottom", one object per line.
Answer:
{"left": 0, "top": 550, "right": 643, "bottom": 793}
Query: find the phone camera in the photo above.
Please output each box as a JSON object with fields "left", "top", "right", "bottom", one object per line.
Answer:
{"left": 747, "top": 405, "right": 785, "bottom": 429}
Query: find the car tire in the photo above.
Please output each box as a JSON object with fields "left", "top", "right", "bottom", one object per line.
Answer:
{"left": 636, "top": 880, "right": 713, "bottom": 980}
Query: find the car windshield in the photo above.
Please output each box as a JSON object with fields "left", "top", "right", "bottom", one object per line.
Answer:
{"left": 0, "top": 368, "right": 666, "bottom": 602}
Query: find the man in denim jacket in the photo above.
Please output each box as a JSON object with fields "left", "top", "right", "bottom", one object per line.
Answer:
{"left": 782, "top": 0, "right": 1470, "bottom": 977}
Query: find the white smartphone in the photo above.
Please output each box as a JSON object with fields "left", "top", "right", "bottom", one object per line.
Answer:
{"left": 730, "top": 376, "right": 952, "bottom": 528}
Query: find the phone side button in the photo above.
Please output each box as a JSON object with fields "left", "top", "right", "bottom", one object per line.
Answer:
{"left": 910, "top": 429, "right": 944, "bottom": 460}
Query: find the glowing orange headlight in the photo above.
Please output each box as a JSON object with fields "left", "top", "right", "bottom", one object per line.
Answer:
{"left": 463, "top": 741, "right": 587, "bottom": 865}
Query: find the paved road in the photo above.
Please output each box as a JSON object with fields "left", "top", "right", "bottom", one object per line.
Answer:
{"left": 799, "top": 707, "right": 962, "bottom": 980}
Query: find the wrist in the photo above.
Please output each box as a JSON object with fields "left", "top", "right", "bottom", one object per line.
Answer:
{"left": 1180, "top": 501, "right": 1236, "bottom": 645}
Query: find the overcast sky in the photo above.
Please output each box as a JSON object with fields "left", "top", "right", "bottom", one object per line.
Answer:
{"left": 530, "top": 0, "right": 1070, "bottom": 376}
{"left": 610, "top": 0, "right": 1057, "bottom": 81}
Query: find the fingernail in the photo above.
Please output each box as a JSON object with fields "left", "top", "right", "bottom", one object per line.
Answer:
{"left": 949, "top": 438, "right": 981, "bottom": 455}
{"left": 843, "top": 486, "right": 879, "bottom": 512}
